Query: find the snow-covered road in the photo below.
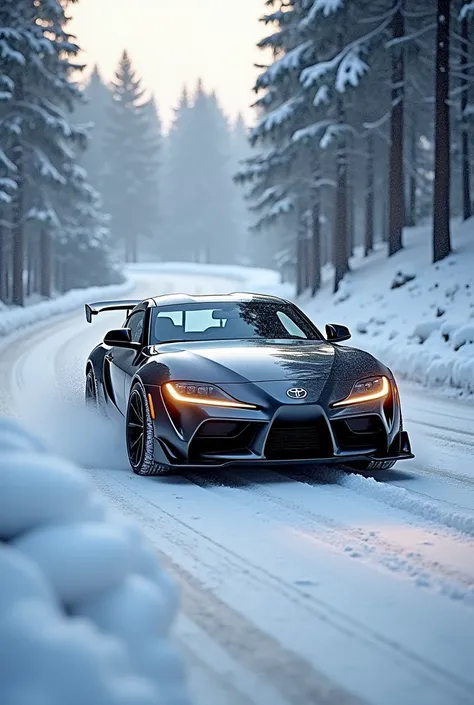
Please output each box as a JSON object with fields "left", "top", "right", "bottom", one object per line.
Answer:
{"left": 1, "top": 272, "right": 474, "bottom": 705}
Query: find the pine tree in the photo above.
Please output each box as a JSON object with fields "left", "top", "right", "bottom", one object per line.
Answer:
{"left": 0, "top": 0, "right": 119, "bottom": 305}
{"left": 55, "top": 164, "right": 122, "bottom": 291}
{"left": 105, "top": 50, "right": 161, "bottom": 262}
{"left": 160, "top": 86, "right": 196, "bottom": 260}
{"left": 0, "top": 0, "right": 87, "bottom": 305}
{"left": 232, "top": 114, "right": 253, "bottom": 264}
{"left": 140, "top": 95, "right": 162, "bottom": 251}
{"left": 74, "top": 65, "right": 113, "bottom": 195}
{"left": 162, "top": 82, "right": 238, "bottom": 263}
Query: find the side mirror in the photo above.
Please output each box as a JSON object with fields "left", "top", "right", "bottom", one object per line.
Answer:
{"left": 103, "top": 328, "right": 141, "bottom": 350}
{"left": 326, "top": 323, "right": 351, "bottom": 343}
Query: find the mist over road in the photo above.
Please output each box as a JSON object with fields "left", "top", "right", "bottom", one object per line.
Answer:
{"left": 1, "top": 271, "right": 474, "bottom": 705}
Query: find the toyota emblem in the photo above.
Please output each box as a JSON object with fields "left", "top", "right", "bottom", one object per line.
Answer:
{"left": 287, "top": 387, "right": 308, "bottom": 399}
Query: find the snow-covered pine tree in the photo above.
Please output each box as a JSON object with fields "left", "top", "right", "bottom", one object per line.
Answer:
{"left": 162, "top": 82, "right": 238, "bottom": 264}
{"left": 190, "top": 82, "right": 238, "bottom": 263}
{"left": 0, "top": 0, "right": 119, "bottom": 305}
{"left": 54, "top": 164, "right": 122, "bottom": 291}
{"left": 232, "top": 114, "right": 254, "bottom": 264}
{"left": 238, "top": 0, "right": 326, "bottom": 294}
{"left": 139, "top": 95, "right": 162, "bottom": 254}
{"left": 0, "top": 0, "right": 88, "bottom": 305}
{"left": 74, "top": 65, "right": 113, "bottom": 196}
{"left": 105, "top": 50, "right": 161, "bottom": 262}
{"left": 160, "top": 86, "right": 196, "bottom": 260}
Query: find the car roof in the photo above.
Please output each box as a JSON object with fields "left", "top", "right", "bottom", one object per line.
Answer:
{"left": 145, "top": 292, "right": 293, "bottom": 308}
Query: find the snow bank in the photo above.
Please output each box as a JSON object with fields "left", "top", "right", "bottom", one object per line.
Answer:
{"left": 0, "top": 278, "right": 135, "bottom": 339}
{"left": 0, "top": 417, "right": 190, "bottom": 705}
{"left": 296, "top": 220, "right": 474, "bottom": 397}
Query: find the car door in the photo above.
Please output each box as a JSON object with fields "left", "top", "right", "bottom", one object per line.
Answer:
{"left": 108, "top": 309, "right": 146, "bottom": 413}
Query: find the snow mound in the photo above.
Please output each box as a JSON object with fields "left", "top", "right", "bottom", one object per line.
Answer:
{"left": 0, "top": 417, "right": 190, "bottom": 705}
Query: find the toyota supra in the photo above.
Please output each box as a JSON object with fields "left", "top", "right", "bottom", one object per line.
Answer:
{"left": 84, "top": 293, "right": 414, "bottom": 476}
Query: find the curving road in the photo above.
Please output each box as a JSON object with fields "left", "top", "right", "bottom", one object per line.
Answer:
{"left": 1, "top": 271, "right": 474, "bottom": 705}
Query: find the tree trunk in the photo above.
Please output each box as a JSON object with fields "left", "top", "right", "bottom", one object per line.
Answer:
{"left": 310, "top": 194, "right": 321, "bottom": 295}
{"left": 296, "top": 209, "right": 307, "bottom": 297}
{"left": 365, "top": 131, "right": 375, "bottom": 256}
{"left": 407, "top": 104, "right": 418, "bottom": 226}
{"left": 11, "top": 161, "right": 25, "bottom": 307}
{"left": 333, "top": 134, "right": 349, "bottom": 293}
{"left": 26, "top": 230, "right": 33, "bottom": 299}
{"left": 0, "top": 223, "right": 5, "bottom": 303}
{"left": 433, "top": 0, "right": 451, "bottom": 262}
{"left": 388, "top": 0, "right": 405, "bottom": 256}
{"left": 347, "top": 162, "right": 354, "bottom": 260}
{"left": 461, "top": 15, "right": 471, "bottom": 221}
{"left": 40, "top": 228, "right": 52, "bottom": 298}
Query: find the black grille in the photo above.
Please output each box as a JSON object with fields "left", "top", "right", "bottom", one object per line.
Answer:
{"left": 264, "top": 420, "right": 333, "bottom": 460}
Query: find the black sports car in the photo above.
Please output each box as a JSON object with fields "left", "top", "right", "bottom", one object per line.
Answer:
{"left": 84, "top": 293, "right": 414, "bottom": 476}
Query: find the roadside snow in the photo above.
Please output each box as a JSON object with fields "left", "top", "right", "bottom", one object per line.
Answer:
{"left": 0, "top": 279, "right": 135, "bottom": 339}
{"left": 296, "top": 220, "right": 474, "bottom": 397}
{"left": 0, "top": 418, "right": 190, "bottom": 705}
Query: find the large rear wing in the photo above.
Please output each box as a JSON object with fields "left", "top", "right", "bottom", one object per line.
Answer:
{"left": 85, "top": 299, "right": 141, "bottom": 323}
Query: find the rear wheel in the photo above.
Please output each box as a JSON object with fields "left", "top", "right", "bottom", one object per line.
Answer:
{"left": 126, "top": 382, "right": 170, "bottom": 476}
{"left": 85, "top": 367, "right": 107, "bottom": 416}
{"left": 85, "top": 368, "right": 99, "bottom": 408}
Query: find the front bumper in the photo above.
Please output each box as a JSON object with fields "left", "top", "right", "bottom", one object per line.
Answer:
{"left": 147, "top": 381, "right": 414, "bottom": 469}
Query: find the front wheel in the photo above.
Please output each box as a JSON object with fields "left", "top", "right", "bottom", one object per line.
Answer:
{"left": 126, "top": 382, "right": 170, "bottom": 476}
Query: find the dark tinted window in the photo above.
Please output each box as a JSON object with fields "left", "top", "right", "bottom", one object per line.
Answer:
{"left": 151, "top": 302, "right": 322, "bottom": 343}
{"left": 127, "top": 310, "right": 145, "bottom": 343}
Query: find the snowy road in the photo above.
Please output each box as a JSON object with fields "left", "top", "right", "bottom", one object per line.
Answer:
{"left": 1, "top": 272, "right": 474, "bottom": 705}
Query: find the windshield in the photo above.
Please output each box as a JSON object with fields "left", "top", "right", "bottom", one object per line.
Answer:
{"left": 150, "top": 302, "right": 323, "bottom": 344}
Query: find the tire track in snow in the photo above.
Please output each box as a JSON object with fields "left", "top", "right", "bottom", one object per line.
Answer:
{"left": 272, "top": 464, "right": 474, "bottom": 540}
{"left": 338, "top": 471, "right": 474, "bottom": 538}
{"left": 88, "top": 466, "right": 474, "bottom": 705}
{"left": 89, "top": 469, "right": 366, "bottom": 705}
{"left": 185, "top": 468, "right": 474, "bottom": 606}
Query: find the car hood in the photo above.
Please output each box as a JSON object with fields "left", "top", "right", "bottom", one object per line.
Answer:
{"left": 150, "top": 339, "right": 337, "bottom": 384}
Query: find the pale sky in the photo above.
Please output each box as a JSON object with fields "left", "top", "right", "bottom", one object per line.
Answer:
{"left": 69, "top": 0, "right": 268, "bottom": 131}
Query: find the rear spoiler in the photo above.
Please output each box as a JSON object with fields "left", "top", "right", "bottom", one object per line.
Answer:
{"left": 85, "top": 299, "right": 141, "bottom": 323}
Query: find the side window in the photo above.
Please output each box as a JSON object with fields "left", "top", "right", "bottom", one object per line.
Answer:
{"left": 277, "top": 311, "right": 307, "bottom": 339}
{"left": 127, "top": 311, "right": 145, "bottom": 343}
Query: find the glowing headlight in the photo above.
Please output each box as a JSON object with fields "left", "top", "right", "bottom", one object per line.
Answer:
{"left": 163, "top": 382, "right": 257, "bottom": 409}
{"left": 332, "top": 376, "right": 390, "bottom": 407}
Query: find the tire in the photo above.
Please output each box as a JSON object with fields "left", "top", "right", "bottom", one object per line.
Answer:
{"left": 126, "top": 382, "right": 170, "bottom": 476}
{"left": 85, "top": 367, "right": 107, "bottom": 416}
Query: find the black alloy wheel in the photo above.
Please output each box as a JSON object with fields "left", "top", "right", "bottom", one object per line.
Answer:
{"left": 85, "top": 368, "right": 98, "bottom": 407}
{"left": 126, "top": 383, "right": 170, "bottom": 476}
{"left": 126, "top": 388, "right": 146, "bottom": 469}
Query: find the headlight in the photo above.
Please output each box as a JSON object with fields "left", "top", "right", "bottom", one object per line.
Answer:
{"left": 332, "top": 376, "right": 390, "bottom": 407}
{"left": 163, "top": 382, "right": 257, "bottom": 410}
